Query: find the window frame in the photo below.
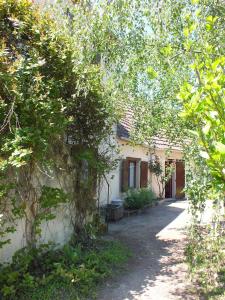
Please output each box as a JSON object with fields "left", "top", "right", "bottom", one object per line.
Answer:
{"left": 128, "top": 160, "right": 137, "bottom": 188}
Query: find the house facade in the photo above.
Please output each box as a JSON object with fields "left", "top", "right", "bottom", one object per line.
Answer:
{"left": 99, "top": 114, "right": 185, "bottom": 205}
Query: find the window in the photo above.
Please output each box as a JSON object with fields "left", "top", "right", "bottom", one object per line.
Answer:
{"left": 121, "top": 158, "right": 148, "bottom": 192}
{"left": 128, "top": 161, "right": 136, "bottom": 188}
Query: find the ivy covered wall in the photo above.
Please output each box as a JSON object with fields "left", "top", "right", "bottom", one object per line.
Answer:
{"left": 0, "top": 0, "right": 119, "bottom": 258}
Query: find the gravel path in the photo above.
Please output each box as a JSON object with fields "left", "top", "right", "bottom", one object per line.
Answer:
{"left": 98, "top": 200, "right": 198, "bottom": 300}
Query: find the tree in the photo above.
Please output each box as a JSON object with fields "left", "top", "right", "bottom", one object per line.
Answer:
{"left": 99, "top": 0, "right": 224, "bottom": 200}
{"left": 0, "top": 0, "right": 119, "bottom": 247}
{"left": 149, "top": 156, "right": 175, "bottom": 199}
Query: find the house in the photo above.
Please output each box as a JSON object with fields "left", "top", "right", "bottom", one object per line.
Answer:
{"left": 99, "top": 111, "right": 185, "bottom": 205}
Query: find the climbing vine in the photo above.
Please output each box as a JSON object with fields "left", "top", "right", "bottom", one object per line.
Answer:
{"left": 0, "top": 0, "right": 119, "bottom": 249}
{"left": 149, "top": 156, "right": 175, "bottom": 199}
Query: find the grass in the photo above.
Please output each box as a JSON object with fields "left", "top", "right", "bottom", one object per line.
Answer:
{"left": 185, "top": 225, "right": 225, "bottom": 300}
{"left": 0, "top": 240, "right": 131, "bottom": 300}
{"left": 206, "top": 268, "right": 225, "bottom": 300}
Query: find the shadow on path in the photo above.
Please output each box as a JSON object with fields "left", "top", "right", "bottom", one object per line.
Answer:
{"left": 98, "top": 200, "right": 198, "bottom": 300}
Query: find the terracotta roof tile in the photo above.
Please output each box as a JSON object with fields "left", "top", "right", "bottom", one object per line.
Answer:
{"left": 117, "top": 110, "right": 182, "bottom": 151}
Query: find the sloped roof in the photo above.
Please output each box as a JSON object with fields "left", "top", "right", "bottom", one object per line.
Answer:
{"left": 117, "top": 110, "right": 182, "bottom": 151}
{"left": 117, "top": 110, "right": 134, "bottom": 139}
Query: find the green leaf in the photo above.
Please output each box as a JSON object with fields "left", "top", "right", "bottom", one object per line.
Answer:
{"left": 199, "top": 151, "right": 210, "bottom": 159}
{"left": 146, "top": 66, "right": 158, "bottom": 79}
{"left": 214, "top": 142, "right": 225, "bottom": 154}
{"left": 188, "top": 130, "right": 199, "bottom": 137}
{"left": 202, "top": 122, "right": 211, "bottom": 135}
{"left": 183, "top": 27, "right": 189, "bottom": 37}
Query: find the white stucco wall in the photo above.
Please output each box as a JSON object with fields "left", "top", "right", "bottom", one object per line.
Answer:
{"left": 0, "top": 145, "right": 75, "bottom": 262}
{"left": 0, "top": 207, "right": 73, "bottom": 262}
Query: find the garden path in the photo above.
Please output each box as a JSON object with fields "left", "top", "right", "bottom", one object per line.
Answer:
{"left": 98, "top": 199, "right": 198, "bottom": 300}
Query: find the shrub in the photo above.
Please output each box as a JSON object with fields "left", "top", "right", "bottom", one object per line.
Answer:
{"left": 185, "top": 224, "right": 225, "bottom": 300}
{"left": 0, "top": 240, "right": 130, "bottom": 300}
{"left": 124, "top": 188, "right": 156, "bottom": 210}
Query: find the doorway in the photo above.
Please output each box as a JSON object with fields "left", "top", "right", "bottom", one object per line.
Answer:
{"left": 165, "top": 160, "right": 174, "bottom": 198}
{"left": 165, "top": 160, "right": 185, "bottom": 199}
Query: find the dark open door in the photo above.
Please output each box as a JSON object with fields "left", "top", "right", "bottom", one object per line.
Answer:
{"left": 165, "top": 160, "right": 173, "bottom": 198}
{"left": 176, "top": 160, "right": 185, "bottom": 199}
